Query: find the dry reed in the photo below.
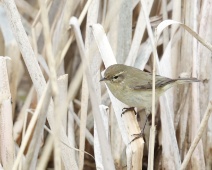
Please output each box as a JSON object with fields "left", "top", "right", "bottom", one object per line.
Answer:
{"left": 0, "top": 0, "right": 211, "bottom": 170}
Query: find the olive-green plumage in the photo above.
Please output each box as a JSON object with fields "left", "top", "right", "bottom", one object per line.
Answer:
{"left": 101, "top": 64, "right": 199, "bottom": 110}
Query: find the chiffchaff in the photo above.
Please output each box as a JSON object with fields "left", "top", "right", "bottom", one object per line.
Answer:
{"left": 100, "top": 64, "right": 200, "bottom": 111}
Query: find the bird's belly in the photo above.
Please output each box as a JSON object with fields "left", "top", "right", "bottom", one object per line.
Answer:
{"left": 113, "top": 88, "right": 157, "bottom": 109}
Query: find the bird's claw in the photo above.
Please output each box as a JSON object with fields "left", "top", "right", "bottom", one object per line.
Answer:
{"left": 129, "top": 114, "right": 150, "bottom": 144}
{"left": 121, "top": 107, "right": 136, "bottom": 117}
{"left": 129, "top": 131, "right": 144, "bottom": 144}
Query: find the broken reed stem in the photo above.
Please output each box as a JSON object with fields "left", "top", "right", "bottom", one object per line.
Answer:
{"left": 0, "top": 57, "right": 13, "bottom": 170}
{"left": 12, "top": 82, "right": 51, "bottom": 170}
{"left": 69, "top": 17, "right": 115, "bottom": 170}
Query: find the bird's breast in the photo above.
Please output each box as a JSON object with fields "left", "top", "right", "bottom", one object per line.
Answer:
{"left": 106, "top": 82, "right": 158, "bottom": 109}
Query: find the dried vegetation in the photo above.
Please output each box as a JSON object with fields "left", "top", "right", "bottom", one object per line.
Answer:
{"left": 0, "top": 0, "right": 212, "bottom": 170}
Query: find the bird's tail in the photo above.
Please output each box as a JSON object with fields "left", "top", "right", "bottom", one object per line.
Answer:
{"left": 175, "top": 78, "right": 200, "bottom": 84}
{"left": 159, "top": 77, "right": 200, "bottom": 93}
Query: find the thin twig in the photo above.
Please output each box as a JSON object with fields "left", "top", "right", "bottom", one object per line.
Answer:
{"left": 140, "top": 0, "right": 157, "bottom": 169}
{"left": 181, "top": 101, "right": 212, "bottom": 170}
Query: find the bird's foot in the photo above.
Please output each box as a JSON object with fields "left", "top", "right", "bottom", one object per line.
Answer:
{"left": 129, "top": 114, "right": 149, "bottom": 143}
{"left": 129, "top": 130, "right": 145, "bottom": 144}
{"left": 121, "top": 107, "right": 136, "bottom": 117}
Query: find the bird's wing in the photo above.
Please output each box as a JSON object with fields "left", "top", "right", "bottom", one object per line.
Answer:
{"left": 129, "top": 75, "right": 175, "bottom": 90}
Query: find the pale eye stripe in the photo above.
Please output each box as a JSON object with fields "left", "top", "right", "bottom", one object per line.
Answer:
{"left": 114, "top": 71, "right": 125, "bottom": 77}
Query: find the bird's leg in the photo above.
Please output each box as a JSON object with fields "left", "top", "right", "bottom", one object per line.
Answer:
{"left": 121, "top": 107, "right": 136, "bottom": 117}
{"left": 130, "top": 113, "right": 150, "bottom": 143}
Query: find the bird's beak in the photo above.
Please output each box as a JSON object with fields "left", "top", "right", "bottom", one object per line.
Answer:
{"left": 100, "top": 77, "right": 107, "bottom": 82}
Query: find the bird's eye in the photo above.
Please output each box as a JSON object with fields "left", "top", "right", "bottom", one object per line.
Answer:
{"left": 113, "top": 75, "right": 119, "bottom": 79}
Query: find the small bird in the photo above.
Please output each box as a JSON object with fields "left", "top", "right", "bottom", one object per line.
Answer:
{"left": 100, "top": 64, "right": 200, "bottom": 111}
